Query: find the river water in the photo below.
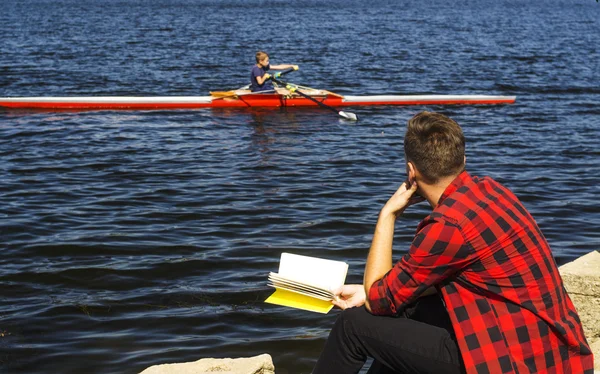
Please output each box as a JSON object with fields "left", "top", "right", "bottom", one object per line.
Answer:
{"left": 1, "top": 0, "right": 599, "bottom": 373}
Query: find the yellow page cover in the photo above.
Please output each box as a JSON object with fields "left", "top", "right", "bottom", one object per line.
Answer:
{"left": 265, "top": 289, "right": 334, "bottom": 314}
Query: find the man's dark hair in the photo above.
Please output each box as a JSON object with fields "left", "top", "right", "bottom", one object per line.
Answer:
{"left": 404, "top": 111, "right": 466, "bottom": 184}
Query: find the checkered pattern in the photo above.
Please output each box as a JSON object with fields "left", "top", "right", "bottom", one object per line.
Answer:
{"left": 368, "top": 172, "right": 594, "bottom": 373}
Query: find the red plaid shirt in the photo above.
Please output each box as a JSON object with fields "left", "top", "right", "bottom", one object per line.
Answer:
{"left": 368, "top": 171, "right": 593, "bottom": 373}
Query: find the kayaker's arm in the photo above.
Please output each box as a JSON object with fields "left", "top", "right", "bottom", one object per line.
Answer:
{"left": 270, "top": 64, "right": 299, "bottom": 71}
{"left": 256, "top": 73, "right": 271, "bottom": 85}
{"left": 255, "top": 65, "right": 297, "bottom": 86}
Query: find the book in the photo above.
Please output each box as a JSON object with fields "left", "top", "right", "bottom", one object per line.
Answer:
{"left": 265, "top": 252, "right": 349, "bottom": 314}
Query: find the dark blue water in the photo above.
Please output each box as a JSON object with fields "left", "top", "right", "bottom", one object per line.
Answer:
{"left": 1, "top": 0, "right": 599, "bottom": 373}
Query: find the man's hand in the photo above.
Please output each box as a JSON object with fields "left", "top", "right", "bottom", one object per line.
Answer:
{"left": 331, "top": 284, "right": 366, "bottom": 310}
{"left": 381, "top": 181, "right": 422, "bottom": 218}
{"left": 264, "top": 73, "right": 271, "bottom": 80}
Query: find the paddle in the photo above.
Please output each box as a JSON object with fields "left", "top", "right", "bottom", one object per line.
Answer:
{"left": 271, "top": 77, "right": 358, "bottom": 121}
{"left": 272, "top": 66, "right": 298, "bottom": 79}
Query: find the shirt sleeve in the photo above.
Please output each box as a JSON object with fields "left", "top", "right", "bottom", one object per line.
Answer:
{"left": 368, "top": 220, "right": 474, "bottom": 316}
{"left": 251, "top": 66, "right": 262, "bottom": 78}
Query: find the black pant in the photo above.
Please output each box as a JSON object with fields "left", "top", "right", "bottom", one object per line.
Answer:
{"left": 313, "top": 295, "right": 465, "bottom": 374}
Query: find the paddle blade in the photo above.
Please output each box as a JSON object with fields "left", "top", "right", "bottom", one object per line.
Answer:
{"left": 339, "top": 111, "right": 358, "bottom": 121}
{"left": 210, "top": 91, "right": 236, "bottom": 98}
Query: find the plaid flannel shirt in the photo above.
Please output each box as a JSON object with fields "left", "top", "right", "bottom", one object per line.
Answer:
{"left": 368, "top": 171, "right": 593, "bottom": 373}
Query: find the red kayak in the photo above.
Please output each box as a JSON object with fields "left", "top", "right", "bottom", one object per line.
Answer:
{"left": 0, "top": 89, "right": 516, "bottom": 111}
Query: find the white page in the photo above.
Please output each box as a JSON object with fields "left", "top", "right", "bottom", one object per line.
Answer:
{"left": 269, "top": 273, "right": 334, "bottom": 298}
{"left": 277, "top": 253, "right": 348, "bottom": 290}
{"left": 267, "top": 283, "right": 333, "bottom": 301}
{"left": 269, "top": 272, "right": 333, "bottom": 293}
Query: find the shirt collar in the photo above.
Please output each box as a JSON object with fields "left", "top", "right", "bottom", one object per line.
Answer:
{"left": 437, "top": 170, "right": 471, "bottom": 205}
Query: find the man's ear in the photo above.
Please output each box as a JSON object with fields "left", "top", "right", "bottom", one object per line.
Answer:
{"left": 407, "top": 162, "right": 416, "bottom": 184}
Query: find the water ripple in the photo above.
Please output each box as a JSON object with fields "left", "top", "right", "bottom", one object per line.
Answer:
{"left": 1, "top": 0, "right": 600, "bottom": 373}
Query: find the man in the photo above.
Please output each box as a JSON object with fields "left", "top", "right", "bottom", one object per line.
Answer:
{"left": 313, "top": 112, "right": 593, "bottom": 373}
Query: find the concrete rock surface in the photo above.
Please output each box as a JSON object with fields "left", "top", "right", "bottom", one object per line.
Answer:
{"left": 559, "top": 250, "right": 600, "bottom": 371}
{"left": 139, "top": 354, "right": 274, "bottom": 374}
{"left": 560, "top": 250, "right": 600, "bottom": 297}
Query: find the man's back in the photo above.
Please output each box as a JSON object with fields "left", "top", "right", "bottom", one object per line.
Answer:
{"left": 432, "top": 172, "right": 593, "bottom": 373}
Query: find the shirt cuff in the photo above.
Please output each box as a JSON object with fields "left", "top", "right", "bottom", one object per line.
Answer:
{"left": 367, "top": 278, "right": 397, "bottom": 316}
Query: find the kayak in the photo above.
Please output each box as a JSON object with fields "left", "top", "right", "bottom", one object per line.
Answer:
{"left": 0, "top": 66, "right": 515, "bottom": 112}
{"left": 0, "top": 89, "right": 516, "bottom": 111}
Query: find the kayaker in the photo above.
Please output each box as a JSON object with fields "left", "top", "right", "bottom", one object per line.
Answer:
{"left": 250, "top": 51, "right": 298, "bottom": 92}
{"left": 313, "top": 112, "right": 594, "bottom": 374}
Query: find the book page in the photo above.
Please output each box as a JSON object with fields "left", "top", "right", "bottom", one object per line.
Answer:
{"left": 277, "top": 252, "right": 348, "bottom": 290}
{"left": 267, "top": 282, "right": 332, "bottom": 301}
{"left": 269, "top": 273, "right": 334, "bottom": 298}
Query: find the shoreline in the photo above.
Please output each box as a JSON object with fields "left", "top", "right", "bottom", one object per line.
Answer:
{"left": 141, "top": 250, "right": 600, "bottom": 373}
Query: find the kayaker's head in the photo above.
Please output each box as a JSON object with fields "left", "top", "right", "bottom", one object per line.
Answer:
{"left": 256, "top": 51, "right": 270, "bottom": 68}
{"left": 403, "top": 111, "right": 466, "bottom": 204}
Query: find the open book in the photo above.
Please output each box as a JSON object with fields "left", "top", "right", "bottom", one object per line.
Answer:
{"left": 265, "top": 253, "right": 349, "bottom": 314}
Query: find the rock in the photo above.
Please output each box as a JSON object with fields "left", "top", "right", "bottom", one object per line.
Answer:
{"left": 139, "top": 354, "right": 274, "bottom": 374}
{"left": 559, "top": 250, "right": 600, "bottom": 371}
{"left": 560, "top": 250, "right": 600, "bottom": 297}
{"left": 568, "top": 293, "right": 600, "bottom": 346}
{"left": 591, "top": 340, "right": 600, "bottom": 373}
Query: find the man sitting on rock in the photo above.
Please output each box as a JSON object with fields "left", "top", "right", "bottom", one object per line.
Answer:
{"left": 313, "top": 112, "right": 594, "bottom": 373}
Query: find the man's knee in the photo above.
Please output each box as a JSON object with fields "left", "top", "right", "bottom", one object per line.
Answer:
{"left": 335, "top": 306, "right": 374, "bottom": 335}
{"left": 339, "top": 306, "right": 369, "bottom": 322}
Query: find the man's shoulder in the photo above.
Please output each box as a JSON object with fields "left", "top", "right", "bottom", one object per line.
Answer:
{"left": 436, "top": 174, "right": 525, "bottom": 231}
{"left": 434, "top": 175, "right": 509, "bottom": 218}
{"left": 451, "top": 174, "right": 511, "bottom": 202}
{"left": 417, "top": 213, "right": 460, "bottom": 233}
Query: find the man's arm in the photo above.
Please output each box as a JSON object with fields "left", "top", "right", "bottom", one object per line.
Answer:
{"left": 332, "top": 283, "right": 436, "bottom": 311}
{"left": 364, "top": 181, "right": 418, "bottom": 312}
{"left": 364, "top": 210, "right": 395, "bottom": 312}
{"left": 367, "top": 220, "right": 473, "bottom": 316}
